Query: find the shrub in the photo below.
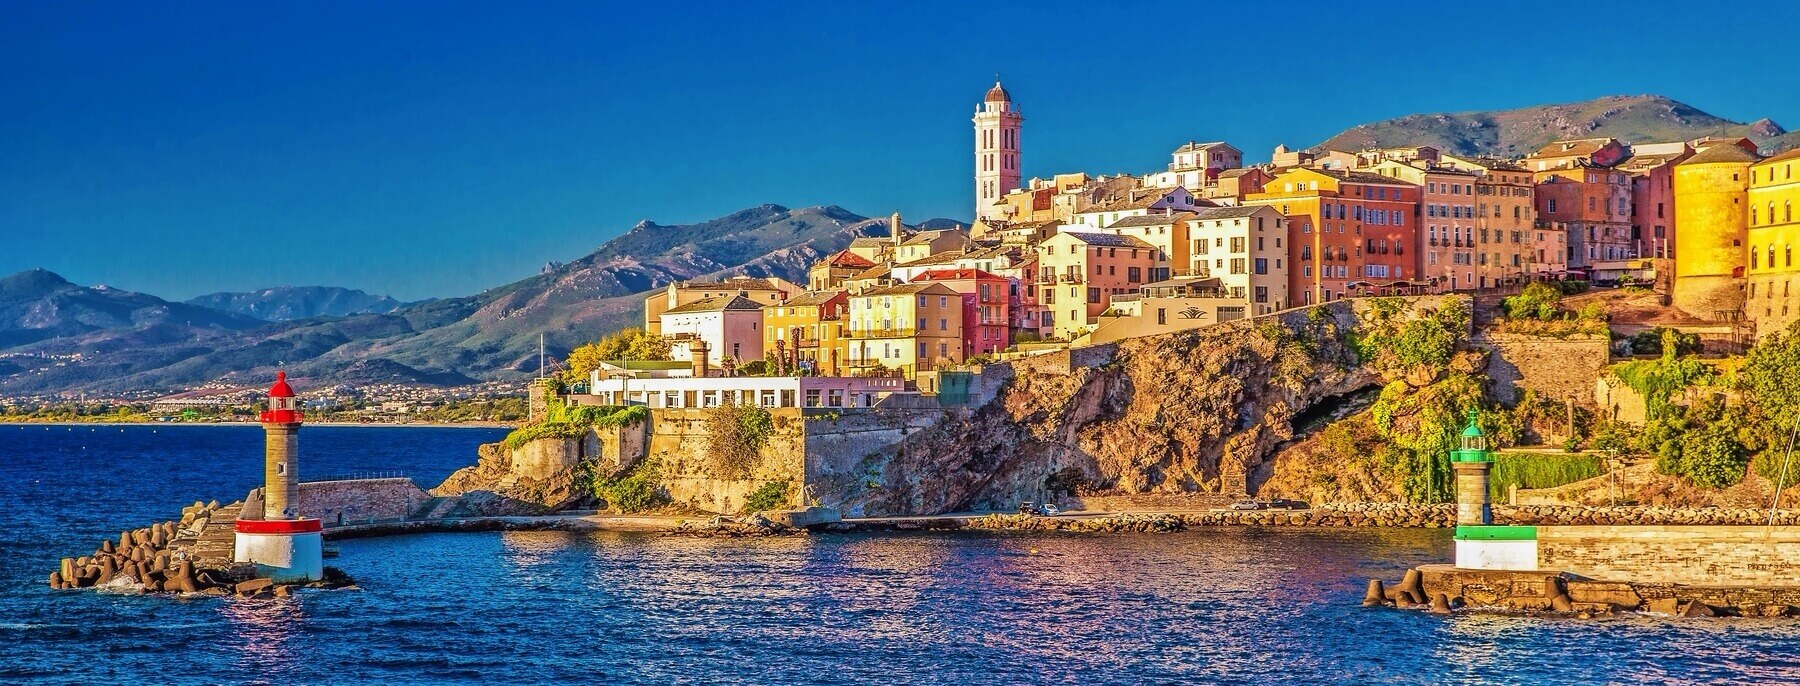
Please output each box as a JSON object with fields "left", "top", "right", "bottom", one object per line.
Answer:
{"left": 1609, "top": 356, "right": 1714, "bottom": 420}
{"left": 1754, "top": 451, "right": 1800, "bottom": 487}
{"left": 563, "top": 327, "right": 672, "bottom": 382}
{"left": 1741, "top": 321, "right": 1800, "bottom": 447}
{"left": 705, "top": 402, "right": 774, "bottom": 478}
{"left": 1490, "top": 452, "right": 1602, "bottom": 499}
{"left": 1503, "top": 283, "right": 1562, "bottom": 320}
{"left": 1628, "top": 327, "right": 1702, "bottom": 357}
{"left": 1676, "top": 425, "right": 1749, "bottom": 489}
{"left": 742, "top": 480, "right": 791, "bottom": 513}
{"left": 593, "top": 459, "right": 665, "bottom": 513}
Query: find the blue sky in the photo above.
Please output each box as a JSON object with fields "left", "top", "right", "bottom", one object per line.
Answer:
{"left": 4, "top": 1, "right": 1793, "bottom": 301}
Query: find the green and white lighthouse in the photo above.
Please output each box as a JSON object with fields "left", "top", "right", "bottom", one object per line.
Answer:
{"left": 1451, "top": 411, "right": 1492, "bottom": 527}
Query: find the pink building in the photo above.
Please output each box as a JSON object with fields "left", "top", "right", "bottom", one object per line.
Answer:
{"left": 914, "top": 268, "right": 1011, "bottom": 356}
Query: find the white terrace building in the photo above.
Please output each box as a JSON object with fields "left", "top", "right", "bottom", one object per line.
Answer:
{"left": 585, "top": 374, "right": 913, "bottom": 410}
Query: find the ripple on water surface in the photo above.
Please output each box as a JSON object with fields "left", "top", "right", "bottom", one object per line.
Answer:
{"left": 3, "top": 426, "right": 1800, "bottom": 684}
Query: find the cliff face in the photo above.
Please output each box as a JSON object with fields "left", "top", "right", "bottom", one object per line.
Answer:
{"left": 838, "top": 300, "right": 1445, "bottom": 515}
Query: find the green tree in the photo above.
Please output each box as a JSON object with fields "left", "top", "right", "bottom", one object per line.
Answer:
{"left": 1503, "top": 282, "right": 1562, "bottom": 320}
{"left": 564, "top": 327, "right": 673, "bottom": 382}
{"left": 1741, "top": 321, "right": 1800, "bottom": 447}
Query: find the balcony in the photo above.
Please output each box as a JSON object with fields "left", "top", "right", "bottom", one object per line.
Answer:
{"left": 1060, "top": 273, "right": 1086, "bottom": 284}
{"left": 848, "top": 328, "right": 920, "bottom": 339}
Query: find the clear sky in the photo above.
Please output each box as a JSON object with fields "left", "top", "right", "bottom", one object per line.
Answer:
{"left": 5, "top": 1, "right": 1794, "bottom": 301}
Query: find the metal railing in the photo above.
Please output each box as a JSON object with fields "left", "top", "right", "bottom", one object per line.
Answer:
{"left": 302, "top": 471, "right": 413, "bottom": 483}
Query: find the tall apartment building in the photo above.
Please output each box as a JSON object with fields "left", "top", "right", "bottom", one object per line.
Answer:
{"left": 1368, "top": 160, "right": 1480, "bottom": 290}
{"left": 1244, "top": 167, "right": 1419, "bottom": 304}
{"left": 1185, "top": 206, "right": 1290, "bottom": 314}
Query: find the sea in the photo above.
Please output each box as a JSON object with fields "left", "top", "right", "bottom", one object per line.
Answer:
{"left": 2, "top": 424, "right": 1798, "bottom": 685}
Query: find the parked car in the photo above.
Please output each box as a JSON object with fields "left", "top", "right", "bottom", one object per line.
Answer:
{"left": 1263, "top": 499, "right": 1310, "bottom": 510}
{"left": 1228, "top": 500, "right": 1264, "bottom": 511}
{"left": 1017, "top": 501, "right": 1044, "bottom": 516}
{"left": 1041, "top": 503, "right": 1061, "bottom": 516}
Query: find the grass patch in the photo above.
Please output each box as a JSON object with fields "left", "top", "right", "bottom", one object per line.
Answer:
{"left": 1490, "top": 452, "right": 1602, "bottom": 499}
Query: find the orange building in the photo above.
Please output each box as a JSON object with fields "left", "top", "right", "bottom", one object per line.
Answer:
{"left": 1035, "top": 231, "right": 1159, "bottom": 339}
{"left": 1244, "top": 168, "right": 1419, "bottom": 303}
{"left": 1534, "top": 164, "right": 1634, "bottom": 268}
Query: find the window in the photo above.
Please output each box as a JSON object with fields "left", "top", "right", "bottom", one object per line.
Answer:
{"left": 1087, "top": 288, "right": 1101, "bottom": 303}
{"left": 1230, "top": 258, "right": 1247, "bottom": 274}
{"left": 1254, "top": 258, "right": 1268, "bottom": 275}
{"left": 1254, "top": 286, "right": 1268, "bottom": 303}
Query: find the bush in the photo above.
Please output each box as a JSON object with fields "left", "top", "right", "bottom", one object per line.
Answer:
{"left": 1627, "top": 327, "right": 1702, "bottom": 357}
{"left": 705, "top": 402, "right": 774, "bottom": 478}
{"left": 1676, "top": 426, "right": 1749, "bottom": 489}
{"left": 1490, "top": 452, "right": 1602, "bottom": 499}
{"left": 593, "top": 459, "right": 665, "bottom": 513}
{"left": 504, "top": 404, "right": 646, "bottom": 449}
{"left": 1608, "top": 356, "right": 1715, "bottom": 421}
{"left": 1754, "top": 451, "right": 1800, "bottom": 487}
{"left": 1503, "top": 282, "right": 1563, "bottom": 320}
{"left": 742, "top": 480, "right": 791, "bottom": 513}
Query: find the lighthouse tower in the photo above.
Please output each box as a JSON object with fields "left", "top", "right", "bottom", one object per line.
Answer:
{"left": 233, "top": 371, "right": 323, "bottom": 582}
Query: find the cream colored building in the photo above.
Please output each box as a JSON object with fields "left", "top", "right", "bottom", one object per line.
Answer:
{"left": 1185, "top": 205, "right": 1290, "bottom": 314}
{"left": 1035, "top": 231, "right": 1158, "bottom": 339}
{"left": 1070, "top": 186, "right": 1206, "bottom": 231}
{"left": 643, "top": 276, "right": 799, "bottom": 335}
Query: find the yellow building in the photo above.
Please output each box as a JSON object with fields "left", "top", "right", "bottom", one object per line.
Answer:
{"left": 1748, "top": 149, "right": 1800, "bottom": 338}
{"left": 845, "top": 282, "right": 965, "bottom": 377}
{"left": 1671, "top": 145, "right": 1758, "bottom": 319}
{"left": 763, "top": 291, "right": 851, "bottom": 376}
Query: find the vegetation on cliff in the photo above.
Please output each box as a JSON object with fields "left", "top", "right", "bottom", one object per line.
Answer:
{"left": 502, "top": 402, "right": 647, "bottom": 449}
{"left": 1494, "top": 282, "right": 1608, "bottom": 337}
{"left": 1352, "top": 298, "right": 1487, "bottom": 503}
{"left": 742, "top": 480, "right": 792, "bottom": 513}
{"left": 1489, "top": 452, "right": 1602, "bottom": 499}
{"left": 704, "top": 402, "right": 773, "bottom": 479}
{"left": 586, "top": 458, "right": 666, "bottom": 513}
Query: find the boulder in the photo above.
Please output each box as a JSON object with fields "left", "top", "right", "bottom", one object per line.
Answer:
{"left": 235, "top": 578, "right": 274, "bottom": 597}
{"left": 48, "top": 572, "right": 63, "bottom": 589}
{"left": 1550, "top": 594, "right": 1574, "bottom": 613}
{"left": 1679, "top": 601, "right": 1716, "bottom": 618}
{"left": 1644, "top": 598, "right": 1679, "bottom": 615}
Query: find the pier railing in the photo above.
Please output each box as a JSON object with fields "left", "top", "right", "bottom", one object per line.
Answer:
{"left": 302, "top": 471, "right": 412, "bottom": 483}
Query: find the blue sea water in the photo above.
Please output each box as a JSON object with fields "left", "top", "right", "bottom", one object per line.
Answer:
{"left": 2, "top": 424, "right": 1798, "bottom": 685}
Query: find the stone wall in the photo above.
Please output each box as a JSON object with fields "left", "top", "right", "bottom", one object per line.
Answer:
{"left": 1476, "top": 332, "right": 1611, "bottom": 405}
{"left": 646, "top": 408, "right": 808, "bottom": 514}
{"left": 1539, "top": 525, "right": 1800, "bottom": 586}
{"left": 284, "top": 478, "right": 433, "bottom": 527}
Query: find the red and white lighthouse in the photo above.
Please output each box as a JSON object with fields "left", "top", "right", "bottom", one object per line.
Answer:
{"left": 233, "top": 371, "right": 324, "bottom": 582}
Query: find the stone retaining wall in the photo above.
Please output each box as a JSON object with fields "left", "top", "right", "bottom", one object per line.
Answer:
{"left": 1476, "top": 332, "right": 1611, "bottom": 405}
{"left": 245, "top": 478, "right": 434, "bottom": 527}
{"left": 1540, "top": 525, "right": 1800, "bottom": 586}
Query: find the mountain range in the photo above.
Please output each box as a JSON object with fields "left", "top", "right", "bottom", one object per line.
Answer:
{"left": 0, "top": 204, "right": 900, "bottom": 395}
{"left": 185, "top": 287, "right": 413, "bottom": 321}
{"left": 1313, "top": 94, "right": 1799, "bottom": 158}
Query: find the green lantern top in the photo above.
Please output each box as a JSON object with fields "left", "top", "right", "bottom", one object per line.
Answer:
{"left": 1453, "top": 410, "right": 1490, "bottom": 462}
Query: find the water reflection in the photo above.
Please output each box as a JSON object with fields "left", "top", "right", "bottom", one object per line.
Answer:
{"left": 221, "top": 595, "right": 306, "bottom": 678}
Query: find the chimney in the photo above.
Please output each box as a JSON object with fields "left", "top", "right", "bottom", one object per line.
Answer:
{"left": 691, "top": 340, "right": 711, "bottom": 378}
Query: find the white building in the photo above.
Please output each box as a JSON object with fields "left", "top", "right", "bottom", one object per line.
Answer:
{"left": 659, "top": 295, "right": 765, "bottom": 366}
{"left": 1143, "top": 141, "right": 1244, "bottom": 190}
{"left": 586, "top": 374, "right": 913, "bottom": 410}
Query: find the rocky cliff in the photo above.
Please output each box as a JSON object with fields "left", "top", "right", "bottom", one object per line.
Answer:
{"left": 836, "top": 298, "right": 1467, "bottom": 515}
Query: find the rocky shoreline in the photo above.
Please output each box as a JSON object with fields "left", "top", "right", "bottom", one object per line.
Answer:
{"left": 47, "top": 500, "right": 353, "bottom": 598}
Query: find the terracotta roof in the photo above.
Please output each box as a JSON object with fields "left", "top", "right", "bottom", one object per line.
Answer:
{"left": 1174, "top": 141, "right": 1233, "bottom": 153}
{"left": 1104, "top": 212, "right": 1195, "bottom": 229}
{"left": 848, "top": 236, "right": 892, "bottom": 248}
{"left": 1681, "top": 144, "right": 1761, "bottom": 165}
{"left": 1529, "top": 138, "right": 1618, "bottom": 159}
{"left": 984, "top": 81, "right": 1012, "bottom": 104}
{"left": 682, "top": 277, "right": 784, "bottom": 291}
{"left": 1059, "top": 232, "right": 1156, "bottom": 248}
{"left": 1753, "top": 148, "right": 1800, "bottom": 166}
{"left": 663, "top": 295, "right": 764, "bottom": 314}
{"left": 778, "top": 291, "right": 846, "bottom": 307}
{"left": 1314, "top": 168, "right": 1419, "bottom": 186}
{"left": 894, "top": 251, "right": 967, "bottom": 268}
{"left": 857, "top": 282, "right": 957, "bottom": 297}
{"left": 1192, "top": 206, "right": 1269, "bottom": 220}
{"left": 850, "top": 264, "right": 891, "bottom": 281}
{"left": 822, "top": 250, "right": 877, "bottom": 269}
{"left": 1216, "top": 168, "right": 1257, "bottom": 178}
{"left": 914, "top": 268, "right": 1004, "bottom": 282}
{"left": 901, "top": 229, "right": 964, "bottom": 246}
{"left": 1082, "top": 188, "right": 1187, "bottom": 213}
